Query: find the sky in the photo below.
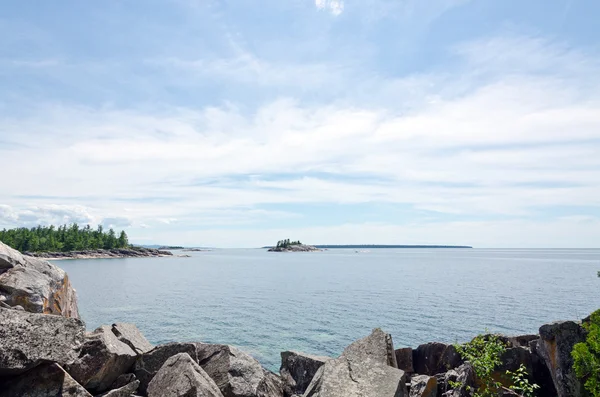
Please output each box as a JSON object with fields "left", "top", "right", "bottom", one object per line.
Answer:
{"left": 1, "top": 0, "right": 599, "bottom": 248}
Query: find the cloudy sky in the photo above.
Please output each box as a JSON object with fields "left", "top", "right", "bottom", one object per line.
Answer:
{"left": 1, "top": 0, "right": 599, "bottom": 247}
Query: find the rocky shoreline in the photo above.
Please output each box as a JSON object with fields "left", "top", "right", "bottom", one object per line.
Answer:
{"left": 0, "top": 240, "right": 592, "bottom": 397}
{"left": 24, "top": 247, "right": 173, "bottom": 260}
{"left": 267, "top": 244, "right": 321, "bottom": 252}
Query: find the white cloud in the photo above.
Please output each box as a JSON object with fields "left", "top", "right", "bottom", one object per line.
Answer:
{"left": 315, "top": 0, "right": 344, "bottom": 16}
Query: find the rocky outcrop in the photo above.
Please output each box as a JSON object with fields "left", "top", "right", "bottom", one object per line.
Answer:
{"left": 410, "top": 375, "right": 437, "bottom": 397}
{"left": 536, "top": 320, "right": 586, "bottom": 397}
{"left": 412, "top": 343, "right": 462, "bottom": 376}
{"left": 303, "top": 329, "right": 408, "bottom": 397}
{"left": 67, "top": 324, "right": 144, "bottom": 394}
{"left": 0, "top": 307, "right": 85, "bottom": 376}
{"left": 25, "top": 247, "right": 173, "bottom": 260}
{"left": 267, "top": 245, "right": 321, "bottom": 252}
{"left": 0, "top": 363, "right": 92, "bottom": 397}
{"left": 0, "top": 242, "right": 79, "bottom": 318}
{"left": 280, "top": 351, "right": 330, "bottom": 397}
{"left": 196, "top": 343, "right": 283, "bottom": 397}
{"left": 395, "top": 348, "right": 414, "bottom": 373}
{"left": 147, "top": 353, "right": 224, "bottom": 397}
{"left": 134, "top": 342, "right": 200, "bottom": 394}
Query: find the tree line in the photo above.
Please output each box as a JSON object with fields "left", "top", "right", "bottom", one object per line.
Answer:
{"left": 0, "top": 224, "right": 130, "bottom": 253}
{"left": 276, "top": 239, "right": 302, "bottom": 248}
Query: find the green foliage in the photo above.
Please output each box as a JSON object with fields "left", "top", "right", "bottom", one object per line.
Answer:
{"left": 275, "top": 239, "right": 302, "bottom": 248}
{"left": 572, "top": 309, "right": 600, "bottom": 397}
{"left": 0, "top": 224, "right": 130, "bottom": 253}
{"left": 506, "top": 364, "right": 540, "bottom": 397}
{"left": 454, "top": 334, "right": 539, "bottom": 397}
{"left": 455, "top": 334, "right": 506, "bottom": 397}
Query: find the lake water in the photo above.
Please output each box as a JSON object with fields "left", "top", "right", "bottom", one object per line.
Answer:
{"left": 56, "top": 248, "right": 600, "bottom": 371}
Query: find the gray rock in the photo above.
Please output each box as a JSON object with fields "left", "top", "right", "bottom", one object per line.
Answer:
{"left": 109, "top": 373, "right": 138, "bottom": 390}
{"left": 111, "top": 323, "right": 154, "bottom": 355}
{"left": 0, "top": 307, "right": 85, "bottom": 376}
{"left": 528, "top": 339, "right": 558, "bottom": 396}
{"left": 0, "top": 241, "right": 27, "bottom": 274}
{"left": 0, "top": 363, "right": 92, "bottom": 397}
{"left": 67, "top": 325, "right": 138, "bottom": 394}
{"left": 537, "top": 320, "right": 586, "bottom": 397}
{"left": 413, "top": 343, "right": 462, "bottom": 376}
{"left": 134, "top": 342, "right": 199, "bottom": 395}
{"left": 410, "top": 375, "right": 437, "bottom": 397}
{"left": 395, "top": 348, "right": 414, "bottom": 373}
{"left": 196, "top": 343, "right": 283, "bottom": 397}
{"left": 147, "top": 353, "right": 224, "bottom": 397}
{"left": 0, "top": 242, "right": 79, "bottom": 318}
{"left": 342, "top": 328, "right": 398, "bottom": 368}
{"left": 280, "top": 351, "right": 330, "bottom": 397}
{"left": 440, "top": 363, "right": 475, "bottom": 397}
{"left": 303, "top": 329, "right": 407, "bottom": 397}
{"left": 99, "top": 380, "right": 140, "bottom": 397}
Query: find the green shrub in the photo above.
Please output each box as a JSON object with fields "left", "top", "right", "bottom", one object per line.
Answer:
{"left": 572, "top": 309, "right": 600, "bottom": 397}
{"left": 506, "top": 364, "right": 540, "bottom": 397}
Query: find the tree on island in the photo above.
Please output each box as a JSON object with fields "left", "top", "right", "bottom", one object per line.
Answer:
{"left": 276, "top": 239, "right": 302, "bottom": 249}
{"left": 0, "top": 224, "right": 131, "bottom": 253}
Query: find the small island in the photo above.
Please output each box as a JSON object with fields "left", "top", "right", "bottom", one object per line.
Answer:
{"left": 267, "top": 239, "right": 321, "bottom": 252}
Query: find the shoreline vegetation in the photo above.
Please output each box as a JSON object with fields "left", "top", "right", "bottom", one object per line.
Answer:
{"left": 263, "top": 244, "right": 473, "bottom": 249}
{"left": 267, "top": 239, "right": 321, "bottom": 252}
{"left": 0, "top": 240, "right": 594, "bottom": 397}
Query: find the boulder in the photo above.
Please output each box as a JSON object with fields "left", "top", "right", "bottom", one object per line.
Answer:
{"left": 536, "top": 321, "right": 586, "bottom": 397}
{"left": 413, "top": 343, "right": 462, "bottom": 376}
{"left": 528, "top": 339, "right": 558, "bottom": 396}
{"left": 67, "top": 325, "right": 138, "bottom": 394}
{"left": 0, "top": 363, "right": 92, "bottom": 397}
{"left": 395, "top": 348, "right": 414, "bottom": 373}
{"left": 99, "top": 380, "right": 140, "bottom": 397}
{"left": 0, "top": 307, "right": 85, "bottom": 376}
{"left": 111, "top": 323, "right": 154, "bottom": 355}
{"left": 0, "top": 242, "right": 79, "bottom": 318}
{"left": 109, "top": 373, "right": 138, "bottom": 390}
{"left": 303, "top": 329, "right": 408, "bottom": 397}
{"left": 147, "top": 353, "right": 224, "bottom": 397}
{"left": 410, "top": 375, "right": 437, "bottom": 397}
{"left": 439, "top": 363, "right": 475, "bottom": 397}
{"left": 196, "top": 343, "right": 283, "bottom": 397}
{"left": 134, "top": 342, "right": 199, "bottom": 395}
{"left": 280, "top": 351, "right": 329, "bottom": 397}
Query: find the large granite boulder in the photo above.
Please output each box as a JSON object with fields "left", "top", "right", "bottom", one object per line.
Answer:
{"left": 134, "top": 342, "right": 199, "bottom": 395}
{"left": 413, "top": 343, "right": 462, "bottom": 376}
{"left": 410, "top": 375, "right": 437, "bottom": 397}
{"left": 67, "top": 325, "right": 140, "bottom": 394}
{"left": 0, "top": 242, "right": 79, "bottom": 318}
{"left": 99, "top": 379, "right": 140, "bottom": 397}
{"left": 0, "top": 363, "right": 92, "bottom": 397}
{"left": 280, "top": 351, "right": 330, "bottom": 397}
{"left": 147, "top": 353, "right": 224, "bottom": 397}
{"left": 439, "top": 363, "right": 475, "bottom": 397}
{"left": 303, "top": 328, "right": 407, "bottom": 397}
{"left": 196, "top": 343, "right": 283, "bottom": 397}
{"left": 536, "top": 320, "right": 586, "bottom": 397}
{"left": 111, "top": 323, "right": 154, "bottom": 355}
{"left": 0, "top": 307, "right": 85, "bottom": 376}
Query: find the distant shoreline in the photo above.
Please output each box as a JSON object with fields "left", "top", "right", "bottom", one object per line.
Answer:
{"left": 262, "top": 244, "right": 473, "bottom": 249}
{"left": 25, "top": 247, "right": 174, "bottom": 260}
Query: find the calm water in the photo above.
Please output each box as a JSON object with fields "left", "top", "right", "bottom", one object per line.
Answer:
{"left": 56, "top": 248, "right": 600, "bottom": 371}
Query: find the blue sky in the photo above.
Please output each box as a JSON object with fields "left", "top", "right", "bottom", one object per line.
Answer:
{"left": 1, "top": 0, "right": 599, "bottom": 247}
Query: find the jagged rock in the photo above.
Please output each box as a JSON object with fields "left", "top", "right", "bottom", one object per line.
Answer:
{"left": 67, "top": 325, "right": 138, "bottom": 394}
{"left": 147, "top": 353, "right": 224, "bottom": 397}
{"left": 196, "top": 343, "right": 283, "bottom": 397}
{"left": 0, "top": 307, "right": 85, "bottom": 376}
{"left": 0, "top": 241, "right": 27, "bottom": 274}
{"left": 303, "top": 329, "right": 407, "bottom": 397}
{"left": 413, "top": 343, "right": 462, "bottom": 376}
{"left": 410, "top": 375, "right": 437, "bottom": 397}
{"left": 440, "top": 363, "right": 475, "bottom": 397}
{"left": 280, "top": 351, "right": 329, "bottom": 397}
{"left": 528, "top": 339, "right": 558, "bottom": 396}
{"left": 0, "top": 363, "right": 92, "bottom": 397}
{"left": 536, "top": 321, "right": 586, "bottom": 397}
{"left": 0, "top": 242, "right": 79, "bottom": 318}
{"left": 134, "top": 342, "right": 199, "bottom": 395}
{"left": 99, "top": 380, "right": 140, "bottom": 397}
{"left": 395, "top": 348, "right": 414, "bottom": 373}
{"left": 111, "top": 323, "right": 154, "bottom": 355}
{"left": 109, "top": 373, "right": 138, "bottom": 390}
